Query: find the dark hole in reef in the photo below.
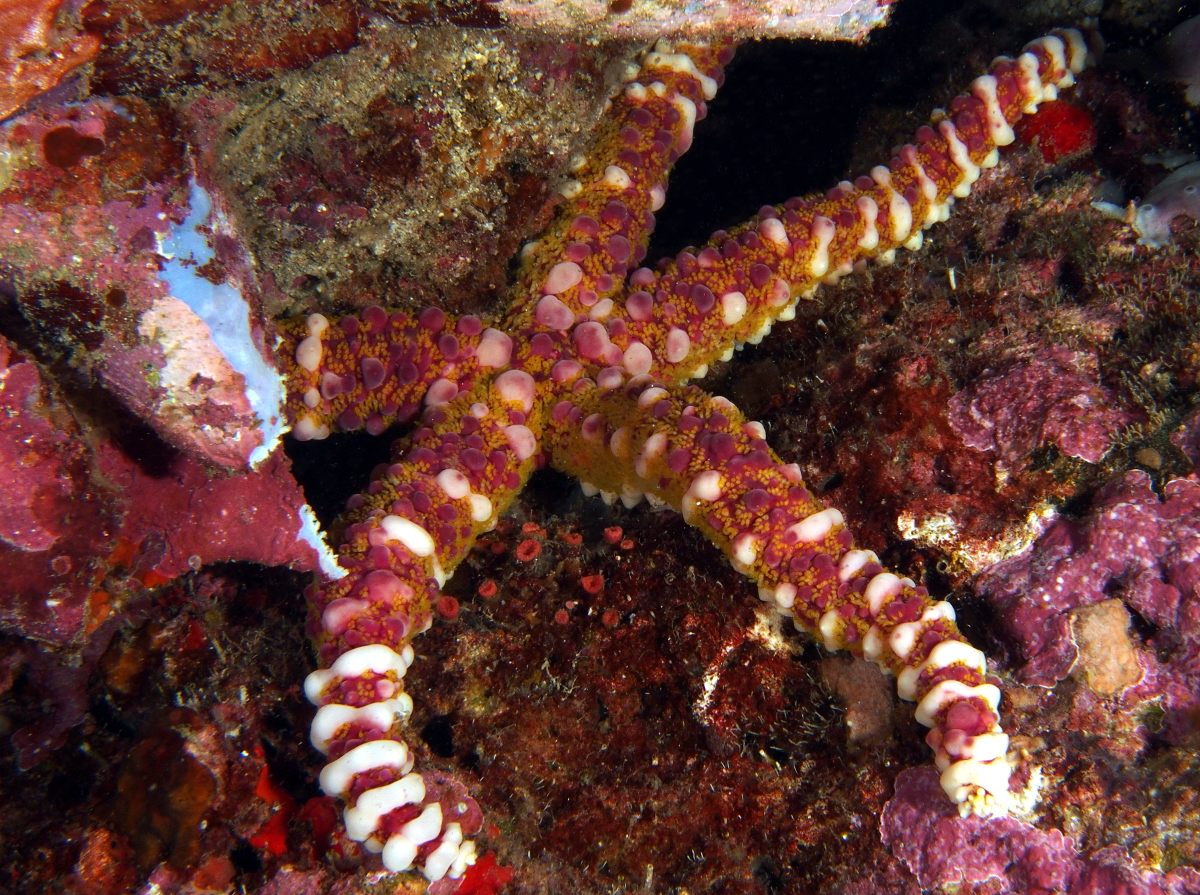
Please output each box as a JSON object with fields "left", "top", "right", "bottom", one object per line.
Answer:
{"left": 751, "top": 855, "right": 787, "bottom": 895}
{"left": 639, "top": 683, "right": 674, "bottom": 719}
{"left": 261, "top": 736, "right": 322, "bottom": 804}
{"left": 108, "top": 416, "right": 181, "bottom": 479}
{"left": 817, "top": 472, "right": 843, "bottom": 493}
{"left": 42, "top": 127, "right": 106, "bottom": 169}
{"left": 522, "top": 466, "right": 585, "bottom": 518}
{"left": 1119, "top": 596, "right": 1172, "bottom": 657}
{"left": 262, "top": 706, "right": 297, "bottom": 738}
{"left": 421, "top": 714, "right": 456, "bottom": 758}
{"left": 229, "top": 841, "right": 262, "bottom": 874}
{"left": 1058, "top": 257, "right": 1088, "bottom": 298}
{"left": 997, "top": 216, "right": 1023, "bottom": 245}
{"left": 284, "top": 426, "right": 405, "bottom": 528}
{"left": 47, "top": 765, "right": 94, "bottom": 809}
{"left": 461, "top": 744, "right": 484, "bottom": 775}
{"left": 1058, "top": 488, "right": 1099, "bottom": 519}
{"left": 647, "top": 0, "right": 965, "bottom": 262}
{"left": 90, "top": 693, "right": 137, "bottom": 738}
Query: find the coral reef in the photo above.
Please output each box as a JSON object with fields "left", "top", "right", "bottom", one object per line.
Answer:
{"left": 2, "top": 2, "right": 1200, "bottom": 895}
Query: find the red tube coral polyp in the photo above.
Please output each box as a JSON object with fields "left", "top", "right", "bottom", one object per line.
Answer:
{"left": 1013, "top": 100, "right": 1095, "bottom": 164}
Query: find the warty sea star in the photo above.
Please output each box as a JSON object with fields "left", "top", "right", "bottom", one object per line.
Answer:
{"left": 274, "top": 28, "right": 1091, "bottom": 889}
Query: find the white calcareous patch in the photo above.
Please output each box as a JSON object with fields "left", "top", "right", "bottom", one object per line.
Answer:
{"left": 304, "top": 644, "right": 410, "bottom": 704}
{"left": 494, "top": 369, "right": 536, "bottom": 412}
{"left": 855, "top": 195, "right": 880, "bottom": 249}
{"left": 601, "top": 165, "right": 632, "bottom": 190}
{"left": 808, "top": 215, "right": 836, "bottom": 278}
{"left": 897, "top": 639, "right": 988, "bottom": 701}
{"left": 310, "top": 698, "right": 414, "bottom": 754}
{"left": 293, "top": 414, "right": 331, "bottom": 441}
{"left": 380, "top": 515, "right": 436, "bottom": 557}
{"left": 319, "top": 739, "right": 413, "bottom": 798}
{"left": 623, "top": 341, "right": 653, "bottom": 375}
{"left": 786, "top": 507, "right": 844, "bottom": 543}
{"left": 915, "top": 679, "right": 1002, "bottom": 728}
{"left": 476, "top": 328, "right": 513, "bottom": 368}
{"left": 504, "top": 424, "right": 538, "bottom": 461}
{"left": 889, "top": 601, "right": 956, "bottom": 662}
{"left": 970, "top": 74, "right": 1016, "bottom": 146}
{"left": 721, "top": 291, "right": 747, "bottom": 326}
{"left": 344, "top": 772, "right": 426, "bottom": 841}
{"left": 760, "top": 216, "right": 788, "bottom": 248}
{"left": 436, "top": 469, "right": 471, "bottom": 501}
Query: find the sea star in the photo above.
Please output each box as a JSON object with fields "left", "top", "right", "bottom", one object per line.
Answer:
{"left": 274, "top": 29, "right": 1090, "bottom": 888}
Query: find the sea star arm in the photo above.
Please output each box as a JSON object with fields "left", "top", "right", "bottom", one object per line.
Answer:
{"left": 502, "top": 38, "right": 735, "bottom": 336}
{"left": 276, "top": 307, "right": 514, "bottom": 440}
{"left": 606, "top": 29, "right": 1090, "bottom": 386}
{"left": 300, "top": 370, "right": 542, "bottom": 884}
{"left": 544, "top": 377, "right": 1012, "bottom": 814}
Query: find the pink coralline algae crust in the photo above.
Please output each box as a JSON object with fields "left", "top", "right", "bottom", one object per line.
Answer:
{"left": 0, "top": 353, "right": 323, "bottom": 647}
{"left": 0, "top": 336, "right": 94, "bottom": 553}
{"left": 871, "top": 768, "right": 1200, "bottom": 895}
{"left": 976, "top": 470, "right": 1200, "bottom": 740}
{"left": 0, "top": 334, "right": 115, "bottom": 645}
{"left": 0, "top": 97, "right": 276, "bottom": 468}
{"left": 0, "top": 425, "right": 322, "bottom": 647}
{"left": 0, "top": 329, "right": 321, "bottom": 768}
{"left": 947, "top": 346, "right": 1138, "bottom": 465}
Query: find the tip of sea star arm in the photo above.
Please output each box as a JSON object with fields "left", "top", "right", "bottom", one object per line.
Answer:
{"left": 506, "top": 39, "right": 737, "bottom": 334}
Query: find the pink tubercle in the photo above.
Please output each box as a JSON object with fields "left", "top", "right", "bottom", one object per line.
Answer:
{"left": 362, "top": 305, "right": 388, "bottom": 331}
{"left": 361, "top": 357, "right": 386, "bottom": 390}
{"left": 627, "top": 290, "right": 653, "bottom": 321}
{"left": 457, "top": 315, "right": 483, "bottom": 336}
{"left": 323, "top": 597, "right": 368, "bottom": 636}
{"left": 570, "top": 214, "right": 600, "bottom": 236}
{"left": 573, "top": 321, "right": 610, "bottom": 360}
{"left": 494, "top": 369, "right": 536, "bottom": 412}
{"left": 476, "top": 328, "right": 513, "bottom": 368}
{"left": 623, "top": 342, "right": 653, "bottom": 376}
{"left": 551, "top": 360, "right": 582, "bottom": 383}
{"left": 581, "top": 413, "right": 606, "bottom": 443}
{"left": 424, "top": 378, "right": 459, "bottom": 406}
{"left": 596, "top": 367, "right": 625, "bottom": 390}
{"left": 504, "top": 424, "right": 538, "bottom": 461}
{"left": 543, "top": 261, "right": 584, "bottom": 295}
{"left": 535, "top": 295, "right": 575, "bottom": 331}
{"left": 419, "top": 307, "right": 446, "bottom": 331}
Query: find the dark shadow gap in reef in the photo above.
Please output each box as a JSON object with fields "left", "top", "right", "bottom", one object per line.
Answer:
{"left": 647, "top": 0, "right": 968, "bottom": 260}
